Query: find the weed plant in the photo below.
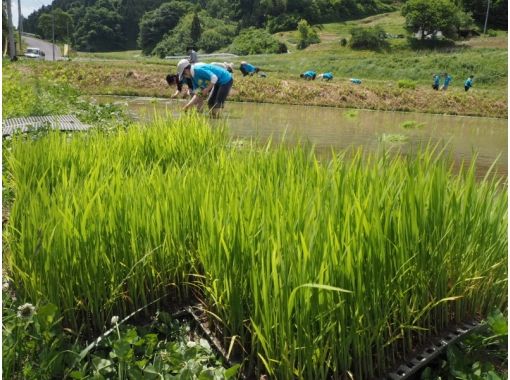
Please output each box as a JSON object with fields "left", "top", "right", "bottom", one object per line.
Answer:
{"left": 5, "top": 115, "right": 507, "bottom": 379}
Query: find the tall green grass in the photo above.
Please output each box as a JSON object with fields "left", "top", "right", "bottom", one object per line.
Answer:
{"left": 6, "top": 115, "right": 507, "bottom": 379}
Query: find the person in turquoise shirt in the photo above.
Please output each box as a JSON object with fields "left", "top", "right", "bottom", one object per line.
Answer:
{"left": 318, "top": 72, "right": 333, "bottom": 81}
{"left": 441, "top": 73, "right": 452, "bottom": 90}
{"left": 432, "top": 73, "right": 440, "bottom": 90}
{"left": 239, "top": 61, "right": 259, "bottom": 76}
{"left": 300, "top": 70, "right": 316, "bottom": 80}
{"left": 464, "top": 75, "right": 474, "bottom": 91}
{"left": 177, "top": 59, "right": 233, "bottom": 117}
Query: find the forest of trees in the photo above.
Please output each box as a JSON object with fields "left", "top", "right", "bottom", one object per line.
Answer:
{"left": 21, "top": 0, "right": 507, "bottom": 54}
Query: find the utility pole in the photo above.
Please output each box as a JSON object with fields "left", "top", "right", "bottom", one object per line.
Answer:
{"left": 17, "top": 0, "right": 21, "bottom": 54}
{"left": 6, "top": 0, "right": 16, "bottom": 59}
{"left": 483, "top": 0, "right": 491, "bottom": 34}
{"left": 52, "top": 11, "right": 55, "bottom": 61}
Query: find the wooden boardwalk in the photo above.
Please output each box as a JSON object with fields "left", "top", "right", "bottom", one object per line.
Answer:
{"left": 2, "top": 115, "right": 91, "bottom": 136}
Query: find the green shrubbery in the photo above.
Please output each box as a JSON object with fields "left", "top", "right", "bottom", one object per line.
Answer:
{"left": 349, "top": 26, "right": 389, "bottom": 50}
{"left": 297, "top": 19, "right": 321, "bottom": 49}
{"left": 153, "top": 11, "right": 237, "bottom": 56}
{"left": 398, "top": 79, "right": 417, "bottom": 89}
{"left": 229, "top": 28, "right": 282, "bottom": 55}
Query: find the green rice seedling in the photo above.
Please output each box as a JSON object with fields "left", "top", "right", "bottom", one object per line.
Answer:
{"left": 343, "top": 109, "right": 359, "bottom": 118}
{"left": 400, "top": 120, "right": 425, "bottom": 129}
{"left": 5, "top": 115, "right": 507, "bottom": 379}
{"left": 379, "top": 133, "right": 409, "bottom": 142}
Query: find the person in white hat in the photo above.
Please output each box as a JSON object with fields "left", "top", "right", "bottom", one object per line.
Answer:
{"left": 177, "top": 58, "right": 234, "bottom": 118}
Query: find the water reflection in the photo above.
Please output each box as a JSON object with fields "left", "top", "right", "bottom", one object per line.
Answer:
{"left": 93, "top": 96, "right": 508, "bottom": 180}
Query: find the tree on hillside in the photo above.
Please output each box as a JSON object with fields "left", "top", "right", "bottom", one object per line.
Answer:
{"left": 73, "top": 1, "right": 125, "bottom": 51}
{"left": 138, "top": 0, "right": 192, "bottom": 55}
{"left": 152, "top": 10, "right": 237, "bottom": 56}
{"left": 459, "top": 0, "right": 507, "bottom": 29}
{"left": 297, "top": 19, "right": 320, "bottom": 49}
{"left": 402, "top": 0, "right": 468, "bottom": 39}
{"left": 190, "top": 12, "right": 202, "bottom": 47}
{"left": 37, "top": 9, "right": 73, "bottom": 41}
{"left": 118, "top": 0, "right": 145, "bottom": 49}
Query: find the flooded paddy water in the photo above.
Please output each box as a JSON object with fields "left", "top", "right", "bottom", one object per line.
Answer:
{"left": 94, "top": 95, "right": 507, "bottom": 179}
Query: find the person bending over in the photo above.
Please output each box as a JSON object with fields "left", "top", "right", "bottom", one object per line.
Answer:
{"left": 239, "top": 61, "right": 260, "bottom": 77}
{"left": 300, "top": 70, "right": 316, "bottom": 80}
{"left": 177, "top": 59, "right": 234, "bottom": 118}
{"left": 166, "top": 74, "right": 193, "bottom": 98}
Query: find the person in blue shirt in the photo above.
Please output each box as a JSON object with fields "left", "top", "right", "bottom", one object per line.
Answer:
{"left": 464, "top": 75, "right": 474, "bottom": 92}
{"left": 177, "top": 59, "right": 234, "bottom": 117}
{"left": 300, "top": 70, "right": 316, "bottom": 80}
{"left": 441, "top": 73, "right": 452, "bottom": 91}
{"left": 317, "top": 72, "right": 333, "bottom": 81}
{"left": 432, "top": 73, "right": 440, "bottom": 90}
{"left": 166, "top": 73, "right": 193, "bottom": 98}
{"left": 239, "top": 61, "right": 260, "bottom": 76}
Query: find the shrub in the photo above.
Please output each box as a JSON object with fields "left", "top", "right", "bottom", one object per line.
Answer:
{"left": 153, "top": 11, "right": 237, "bottom": 57}
{"left": 340, "top": 38, "right": 348, "bottom": 46}
{"left": 398, "top": 79, "right": 417, "bottom": 89}
{"left": 277, "top": 41, "right": 288, "bottom": 53}
{"left": 349, "top": 26, "right": 389, "bottom": 50}
{"left": 487, "top": 29, "right": 497, "bottom": 37}
{"left": 266, "top": 14, "right": 300, "bottom": 34}
{"left": 229, "top": 28, "right": 280, "bottom": 55}
{"left": 297, "top": 19, "right": 320, "bottom": 50}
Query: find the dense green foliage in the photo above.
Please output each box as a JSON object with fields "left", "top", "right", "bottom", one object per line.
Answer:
{"left": 138, "top": 1, "right": 192, "bottom": 55}
{"left": 297, "top": 19, "right": 321, "bottom": 49}
{"left": 152, "top": 11, "right": 237, "bottom": 56}
{"left": 229, "top": 27, "right": 281, "bottom": 55}
{"left": 5, "top": 113, "right": 507, "bottom": 379}
{"left": 349, "top": 25, "right": 389, "bottom": 50}
{"left": 36, "top": 9, "right": 73, "bottom": 42}
{"left": 22, "top": 0, "right": 397, "bottom": 53}
{"left": 402, "top": 0, "right": 472, "bottom": 40}
{"left": 2, "top": 288, "right": 237, "bottom": 379}
{"left": 73, "top": 0, "right": 125, "bottom": 51}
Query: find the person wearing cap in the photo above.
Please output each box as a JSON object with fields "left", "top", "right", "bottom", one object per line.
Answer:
{"left": 177, "top": 58, "right": 233, "bottom": 118}
{"left": 300, "top": 70, "right": 316, "bottom": 80}
{"left": 239, "top": 61, "right": 260, "bottom": 76}
{"left": 166, "top": 74, "right": 193, "bottom": 98}
{"left": 188, "top": 47, "right": 198, "bottom": 63}
{"left": 464, "top": 75, "right": 474, "bottom": 92}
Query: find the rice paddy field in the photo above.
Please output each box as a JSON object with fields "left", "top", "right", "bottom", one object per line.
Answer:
{"left": 4, "top": 114, "right": 507, "bottom": 379}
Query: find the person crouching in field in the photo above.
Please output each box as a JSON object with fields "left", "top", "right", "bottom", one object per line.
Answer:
{"left": 300, "top": 70, "right": 316, "bottom": 80}
{"left": 464, "top": 75, "right": 474, "bottom": 91}
{"left": 432, "top": 73, "right": 440, "bottom": 90}
{"left": 441, "top": 73, "right": 452, "bottom": 91}
{"left": 178, "top": 59, "right": 234, "bottom": 118}
{"left": 317, "top": 72, "right": 333, "bottom": 81}
{"left": 239, "top": 61, "right": 260, "bottom": 76}
{"left": 166, "top": 74, "right": 193, "bottom": 98}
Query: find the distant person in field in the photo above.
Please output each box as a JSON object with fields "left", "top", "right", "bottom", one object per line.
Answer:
{"left": 166, "top": 74, "right": 193, "bottom": 98}
{"left": 300, "top": 70, "right": 316, "bottom": 80}
{"left": 317, "top": 72, "right": 333, "bottom": 81}
{"left": 441, "top": 73, "right": 452, "bottom": 91}
{"left": 239, "top": 61, "right": 260, "bottom": 76}
{"left": 177, "top": 59, "right": 234, "bottom": 118}
{"left": 432, "top": 73, "right": 440, "bottom": 90}
{"left": 211, "top": 62, "right": 234, "bottom": 73}
{"left": 188, "top": 47, "right": 198, "bottom": 63}
{"left": 464, "top": 75, "right": 474, "bottom": 92}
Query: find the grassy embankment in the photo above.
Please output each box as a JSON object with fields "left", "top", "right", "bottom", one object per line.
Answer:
{"left": 59, "top": 11, "right": 507, "bottom": 118}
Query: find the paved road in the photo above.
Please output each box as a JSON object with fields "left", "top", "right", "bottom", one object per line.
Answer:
{"left": 22, "top": 35, "right": 61, "bottom": 61}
